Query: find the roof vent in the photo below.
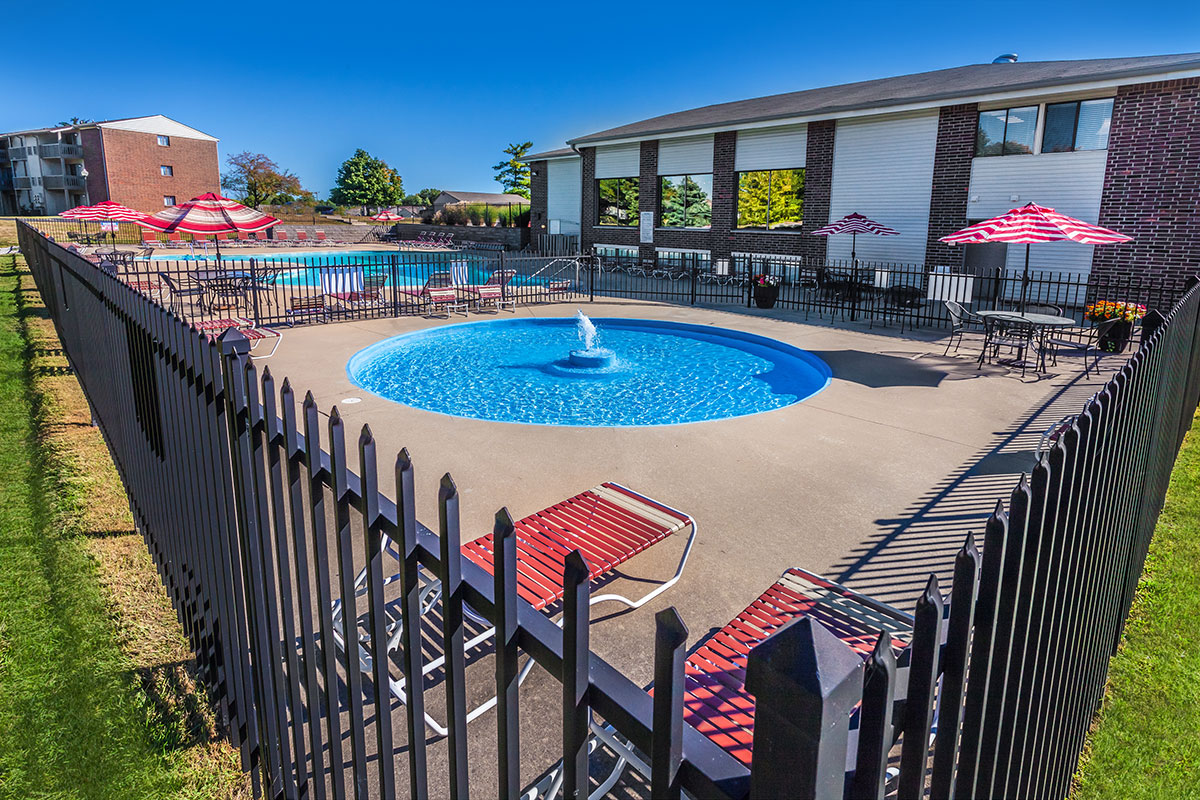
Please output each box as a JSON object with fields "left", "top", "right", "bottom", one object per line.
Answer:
{"left": 992, "top": 53, "right": 1019, "bottom": 64}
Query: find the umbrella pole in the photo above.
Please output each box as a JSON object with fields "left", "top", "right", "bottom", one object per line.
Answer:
{"left": 1020, "top": 242, "right": 1031, "bottom": 312}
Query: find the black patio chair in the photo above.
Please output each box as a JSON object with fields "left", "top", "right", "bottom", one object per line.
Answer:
{"left": 943, "top": 300, "right": 984, "bottom": 356}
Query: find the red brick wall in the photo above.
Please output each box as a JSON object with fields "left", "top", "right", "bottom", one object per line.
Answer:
{"left": 79, "top": 128, "right": 110, "bottom": 203}
{"left": 925, "top": 103, "right": 977, "bottom": 267}
{"left": 529, "top": 159, "right": 549, "bottom": 234}
{"left": 100, "top": 128, "right": 219, "bottom": 213}
{"left": 1092, "top": 78, "right": 1200, "bottom": 289}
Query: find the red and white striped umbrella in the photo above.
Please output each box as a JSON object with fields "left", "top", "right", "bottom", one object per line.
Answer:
{"left": 371, "top": 209, "right": 404, "bottom": 221}
{"left": 811, "top": 212, "right": 899, "bottom": 262}
{"left": 137, "top": 192, "right": 279, "bottom": 234}
{"left": 61, "top": 200, "right": 148, "bottom": 222}
{"left": 941, "top": 203, "right": 1132, "bottom": 311}
{"left": 939, "top": 203, "right": 1131, "bottom": 245}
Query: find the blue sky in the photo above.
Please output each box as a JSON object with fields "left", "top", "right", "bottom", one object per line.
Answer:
{"left": 4, "top": 1, "right": 1196, "bottom": 199}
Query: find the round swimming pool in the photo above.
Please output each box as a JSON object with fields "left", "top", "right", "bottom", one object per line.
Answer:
{"left": 347, "top": 318, "right": 831, "bottom": 427}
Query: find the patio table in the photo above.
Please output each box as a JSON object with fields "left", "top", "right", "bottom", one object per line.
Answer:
{"left": 976, "top": 309, "right": 1076, "bottom": 372}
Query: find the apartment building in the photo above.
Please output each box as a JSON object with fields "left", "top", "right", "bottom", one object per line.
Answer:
{"left": 527, "top": 52, "right": 1200, "bottom": 286}
{"left": 0, "top": 115, "right": 219, "bottom": 215}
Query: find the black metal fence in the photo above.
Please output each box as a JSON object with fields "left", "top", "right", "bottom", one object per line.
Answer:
{"left": 593, "top": 250, "right": 1188, "bottom": 332}
{"left": 108, "top": 250, "right": 588, "bottom": 328}
{"left": 17, "top": 218, "right": 1200, "bottom": 800}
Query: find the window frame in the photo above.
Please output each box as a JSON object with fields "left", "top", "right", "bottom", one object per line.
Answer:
{"left": 595, "top": 176, "right": 639, "bottom": 227}
{"left": 1041, "top": 98, "right": 1113, "bottom": 153}
{"left": 156, "top": 135, "right": 170, "bottom": 147}
{"left": 163, "top": 195, "right": 176, "bottom": 206}
{"left": 657, "top": 173, "right": 713, "bottom": 229}
{"left": 975, "top": 106, "right": 1039, "bottom": 157}
{"left": 735, "top": 167, "right": 806, "bottom": 232}
{"left": 160, "top": 165, "right": 173, "bottom": 177}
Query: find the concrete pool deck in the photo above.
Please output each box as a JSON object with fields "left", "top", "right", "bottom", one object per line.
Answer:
{"left": 265, "top": 299, "right": 1111, "bottom": 685}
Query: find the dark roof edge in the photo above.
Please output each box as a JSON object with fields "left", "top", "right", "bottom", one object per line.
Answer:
{"left": 567, "top": 57, "right": 1200, "bottom": 145}
{"left": 526, "top": 147, "right": 579, "bottom": 161}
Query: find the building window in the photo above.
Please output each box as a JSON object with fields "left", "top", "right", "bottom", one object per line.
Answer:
{"left": 596, "top": 177, "right": 639, "bottom": 226}
{"left": 1042, "top": 98, "right": 1114, "bottom": 153}
{"left": 658, "top": 174, "right": 712, "bottom": 228}
{"left": 157, "top": 135, "right": 170, "bottom": 147}
{"left": 976, "top": 106, "right": 1038, "bottom": 156}
{"left": 160, "top": 165, "right": 173, "bottom": 177}
{"left": 736, "top": 168, "right": 805, "bottom": 230}
{"left": 163, "top": 195, "right": 176, "bottom": 206}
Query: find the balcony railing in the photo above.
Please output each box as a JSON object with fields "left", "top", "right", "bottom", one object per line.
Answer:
{"left": 6, "top": 146, "right": 33, "bottom": 160}
{"left": 14, "top": 176, "right": 40, "bottom": 190}
{"left": 40, "top": 143, "right": 84, "bottom": 159}
{"left": 42, "top": 174, "right": 86, "bottom": 190}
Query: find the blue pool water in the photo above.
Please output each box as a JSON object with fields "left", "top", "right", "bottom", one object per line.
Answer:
{"left": 347, "top": 318, "right": 831, "bottom": 426}
{"left": 149, "top": 251, "right": 544, "bottom": 288}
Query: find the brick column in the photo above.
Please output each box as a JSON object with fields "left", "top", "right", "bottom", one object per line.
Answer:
{"left": 800, "top": 120, "right": 835, "bottom": 261}
{"left": 1092, "top": 78, "right": 1200, "bottom": 293}
{"left": 579, "top": 147, "right": 597, "bottom": 253}
{"left": 925, "top": 103, "right": 978, "bottom": 268}
{"left": 709, "top": 131, "right": 737, "bottom": 262}
{"left": 638, "top": 140, "right": 659, "bottom": 265}
{"left": 529, "top": 159, "right": 549, "bottom": 237}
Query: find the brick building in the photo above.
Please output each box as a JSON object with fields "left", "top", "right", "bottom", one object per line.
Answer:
{"left": 0, "top": 115, "right": 219, "bottom": 216}
{"left": 528, "top": 52, "right": 1200, "bottom": 288}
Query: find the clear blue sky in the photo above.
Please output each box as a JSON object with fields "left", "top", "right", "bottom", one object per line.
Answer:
{"left": 4, "top": 1, "right": 1196, "bottom": 199}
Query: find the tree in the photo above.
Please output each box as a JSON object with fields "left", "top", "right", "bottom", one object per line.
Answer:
{"left": 660, "top": 175, "right": 712, "bottom": 228}
{"left": 221, "top": 151, "right": 313, "bottom": 208}
{"left": 402, "top": 188, "right": 441, "bottom": 206}
{"left": 492, "top": 141, "right": 532, "bottom": 199}
{"left": 56, "top": 116, "right": 93, "bottom": 127}
{"left": 329, "top": 149, "right": 404, "bottom": 214}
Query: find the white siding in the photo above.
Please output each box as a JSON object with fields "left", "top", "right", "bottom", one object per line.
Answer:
{"left": 98, "top": 115, "right": 219, "bottom": 142}
{"left": 595, "top": 143, "right": 640, "bottom": 178}
{"left": 546, "top": 157, "right": 581, "bottom": 234}
{"left": 735, "top": 125, "right": 808, "bottom": 171}
{"left": 658, "top": 135, "right": 714, "bottom": 175}
{"left": 967, "top": 150, "right": 1109, "bottom": 276}
{"left": 827, "top": 110, "right": 938, "bottom": 264}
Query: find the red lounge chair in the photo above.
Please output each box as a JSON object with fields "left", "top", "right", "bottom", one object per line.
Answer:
{"left": 331, "top": 482, "right": 697, "bottom": 734}
{"left": 296, "top": 230, "right": 309, "bottom": 244}
{"left": 166, "top": 232, "right": 183, "bottom": 248}
{"left": 141, "top": 229, "right": 159, "bottom": 246}
{"left": 459, "top": 268, "right": 516, "bottom": 311}
{"left": 315, "top": 230, "right": 328, "bottom": 244}
{"left": 274, "top": 230, "right": 290, "bottom": 246}
{"left": 536, "top": 568, "right": 914, "bottom": 800}
{"left": 191, "top": 317, "right": 283, "bottom": 358}
{"left": 396, "top": 270, "right": 466, "bottom": 315}
{"left": 236, "top": 231, "right": 255, "bottom": 245}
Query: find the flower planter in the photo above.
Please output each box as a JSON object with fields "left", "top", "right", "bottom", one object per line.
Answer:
{"left": 1098, "top": 319, "right": 1134, "bottom": 354}
{"left": 753, "top": 285, "right": 779, "bottom": 309}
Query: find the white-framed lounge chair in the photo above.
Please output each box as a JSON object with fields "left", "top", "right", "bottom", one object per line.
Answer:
{"left": 330, "top": 482, "right": 698, "bottom": 735}
{"left": 530, "top": 567, "right": 915, "bottom": 800}
{"left": 459, "top": 268, "right": 517, "bottom": 311}
{"left": 191, "top": 317, "right": 283, "bottom": 358}
{"left": 397, "top": 270, "right": 467, "bottom": 315}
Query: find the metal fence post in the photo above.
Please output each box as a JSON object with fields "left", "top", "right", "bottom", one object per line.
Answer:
{"left": 651, "top": 608, "right": 688, "bottom": 800}
{"left": 745, "top": 616, "right": 863, "bottom": 800}
{"left": 562, "top": 550, "right": 591, "bottom": 800}
{"left": 248, "top": 258, "right": 261, "bottom": 326}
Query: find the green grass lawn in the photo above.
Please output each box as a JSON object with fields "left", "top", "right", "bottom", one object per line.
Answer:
{"left": 0, "top": 254, "right": 243, "bottom": 799}
{"left": 1072, "top": 410, "right": 1200, "bottom": 799}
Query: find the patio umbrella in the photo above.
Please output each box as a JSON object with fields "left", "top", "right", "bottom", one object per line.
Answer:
{"left": 61, "top": 201, "right": 149, "bottom": 249}
{"left": 939, "top": 202, "right": 1131, "bottom": 311}
{"left": 811, "top": 212, "right": 900, "bottom": 264}
{"left": 371, "top": 208, "right": 404, "bottom": 221}
{"left": 137, "top": 192, "right": 279, "bottom": 259}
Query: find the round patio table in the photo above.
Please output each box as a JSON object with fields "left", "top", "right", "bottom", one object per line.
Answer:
{"left": 976, "top": 310, "right": 1076, "bottom": 372}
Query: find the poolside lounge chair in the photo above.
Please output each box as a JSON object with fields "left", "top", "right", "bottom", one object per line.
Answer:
{"left": 191, "top": 317, "right": 283, "bottom": 358}
{"left": 330, "top": 482, "right": 697, "bottom": 734}
{"left": 296, "top": 230, "right": 309, "bottom": 245}
{"left": 534, "top": 567, "right": 914, "bottom": 800}
{"left": 141, "top": 229, "right": 160, "bottom": 247}
{"left": 323, "top": 267, "right": 389, "bottom": 308}
{"left": 285, "top": 295, "right": 328, "bottom": 325}
{"left": 396, "top": 270, "right": 466, "bottom": 315}
{"left": 458, "top": 268, "right": 516, "bottom": 311}
{"left": 166, "top": 232, "right": 184, "bottom": 248}
{"left": 274, "top": 230, "right": 291, "bottom": 246}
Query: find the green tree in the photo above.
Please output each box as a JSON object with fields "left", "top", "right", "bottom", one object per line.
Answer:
{"left": 56, "top": 116, "right": 93, "bottom": 127}
{"left": 402, "top": 188, "right": 441, "bottom": 206}
{"left": 329, "top": 149, "right": 405, "bottom": 214}
{"left": 492, "top": 141, "right": 532, "bottom": 199}
{"left": 661, "top": 175, "right": 712, "bottom": 227}
{"left": 221, "top": 151, "right": 313, "bottom": 208}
